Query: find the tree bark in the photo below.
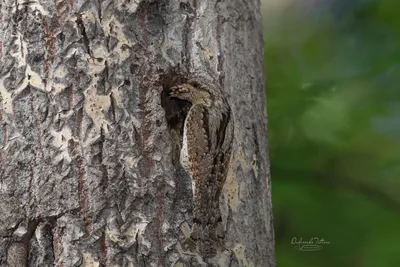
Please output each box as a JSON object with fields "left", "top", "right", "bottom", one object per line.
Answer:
{"left": 0, "top": 0, "right": 274, "bottom": 266}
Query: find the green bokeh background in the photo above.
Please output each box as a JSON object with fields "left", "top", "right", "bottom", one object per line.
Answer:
{"left": 261, "top": 0, "right": 400, "bottom": 266}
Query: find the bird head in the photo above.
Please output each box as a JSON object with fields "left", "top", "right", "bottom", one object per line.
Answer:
{"left": 169, "top": 83, "right": 211, "bottom": 105}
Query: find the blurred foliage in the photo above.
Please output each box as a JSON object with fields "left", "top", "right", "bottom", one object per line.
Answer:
{"left": 262, "top": 0, "right": 400, "bottom": 266}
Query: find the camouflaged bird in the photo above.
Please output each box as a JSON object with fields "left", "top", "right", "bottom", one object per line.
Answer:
{"left": 170, "top": 79, "right": 234, "bottom": 258}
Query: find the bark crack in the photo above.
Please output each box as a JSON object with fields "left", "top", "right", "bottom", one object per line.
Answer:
{"left": 75, "top": 14, "right": 92, "bottom": 56}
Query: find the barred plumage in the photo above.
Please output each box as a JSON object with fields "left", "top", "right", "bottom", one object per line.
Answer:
{"left": 170, "top": 80, "right": 233, "bottom": 258}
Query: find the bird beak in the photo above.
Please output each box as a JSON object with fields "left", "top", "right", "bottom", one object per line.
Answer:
{"left": 169, "top": 87, "right": 178, "bottom": 97}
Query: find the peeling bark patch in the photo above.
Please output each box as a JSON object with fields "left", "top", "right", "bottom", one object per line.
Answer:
{"left": 84, "top": 85, "right": 110, "bottom": 133}
{"left": 233, "top": 244, "right": 255, "bottom": 267}
{"left": 223, "top": 167, "right": 239, "bottom": 211}
{"left": 196, "top": 41, "right": 215, "bottom": 61}
{"left": 82, "top": 252, "right": 100, "bottom": 267}
{"left": 101, "top": 18, "right": 132, "bottom": 62}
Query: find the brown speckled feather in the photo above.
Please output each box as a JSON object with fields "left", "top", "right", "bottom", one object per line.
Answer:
{"left": 170, "top": 81, "right": 234, "bottom": 258}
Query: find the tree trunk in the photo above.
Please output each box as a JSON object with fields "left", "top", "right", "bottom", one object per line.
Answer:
{"left": 0, "top": 0, "right": 274, "bottom": 266}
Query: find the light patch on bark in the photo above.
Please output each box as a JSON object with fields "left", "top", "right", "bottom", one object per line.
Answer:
{"left": 123, "top": 156, "right": 141, "bottom": 168}
{"left": 53, "top": 65, "right": 69, "bottom": 80}
{"left": 252, "top": 154, "right": 259, "bottom": 178}
{"left": 27, "top": 66, "right": 45, "bottom": 90}
{"left": 12, "top": 34, "right": 46, "bottom": 94}
{"left": 233, "top": 244, "right": 255, "bottom": 267}
{"left": 217, "top": 251, "right": 234, "bottom": 267}
{"left": 122, "top": 219, "right": 149, "bottom": 242}
{"left": 0, "top": 180, "right": 8, "bottom": 192}
{"left": 101, "top": 18, "right": 132, "bottom": 63}
{"left": 82, "top": 79, "right": 123, "bottom": 135}
{"left": 78, "top": 16, "right": 131, "bottom": 134}
{"left": 81, "top": 252, "right": 100, "bottom": 267}
{"left": 14, "top": 223, "right": 28, "bottom": 238}
{"left": 53, "top": 65, "right": 70, "bottom": 95}
{"left": 161, "top": 221, "right": 170, "bottom": 234}
{"left": 51, "top": 47, "right": 79, "bottom": 94}
{"left": 106, "top": 228, "right": 121, "bottom": 243}
{"left": 106, "top": 220, "right": 152, "bottom": 251}
{"left": 180, "top": 222, "right": 191, "bottom": 238}
{"left": 84, "top": 83, "right": 110, "bottom": 133}
{"left": 14, "top": 64, "right": 45, "bottom": 94}
{"left": 111, "top": 86, "right": 123, "bottom": 103}
{"left": 173, "top": 262, "right": 184, "bottom": 267}
{"left": 201, "top": 46, "right": 215, "bottom": 60}
{"left": 223, "top": 169, "right": 239, "bottom": 211}
{"left": 235, "top": 145, "right": 249, "bottom": 170}
{"left": 51, "top": 126, "right": 73, "bottom": 163}
{"left": 18, "top": 33, "right": 45, "bottom": 89}
{"left": 81, "top": 11, "right": 97, "bottom": 31}
{"left": 89, "top": 53, "right": 107, "bottom": 74}
{"left": 85, "top": 91, "right": 109, "bottom": 130}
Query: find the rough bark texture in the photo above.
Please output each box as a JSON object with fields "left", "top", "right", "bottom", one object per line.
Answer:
{"left": 0, "top": 0, "right": 274, "bottom": 266}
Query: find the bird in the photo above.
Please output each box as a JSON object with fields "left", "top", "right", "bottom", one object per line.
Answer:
{"left": 170, "top": 79, "right": 234, "bottom": 258}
